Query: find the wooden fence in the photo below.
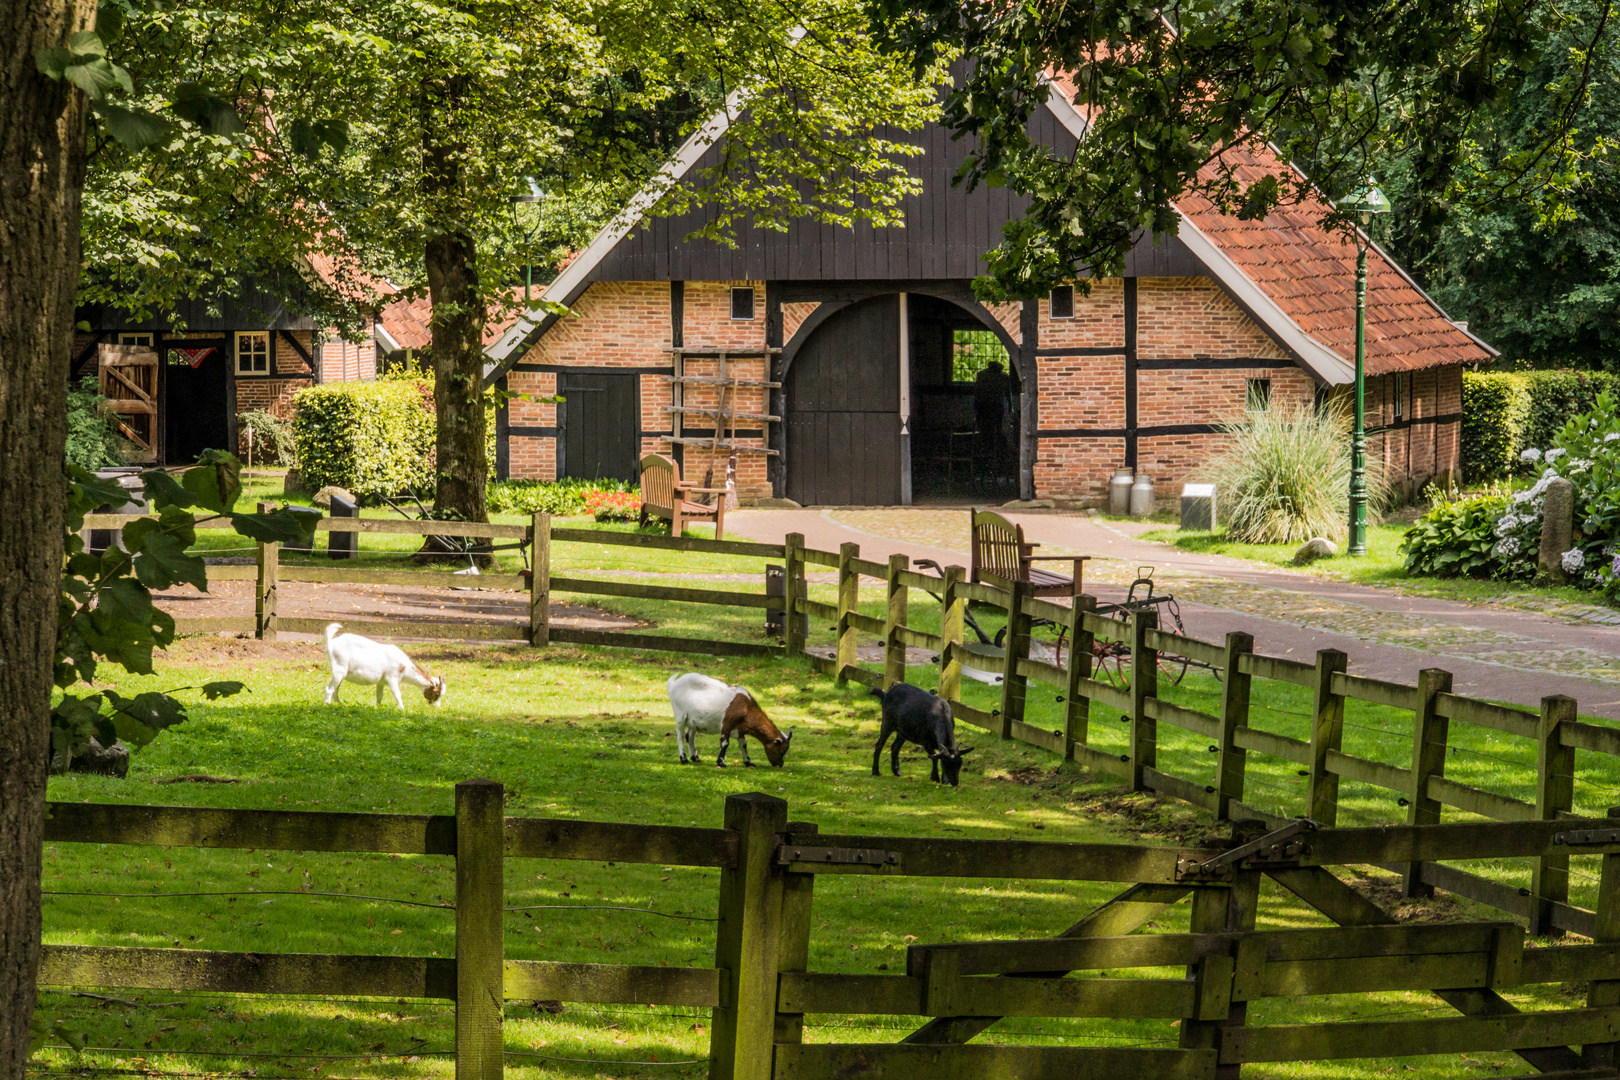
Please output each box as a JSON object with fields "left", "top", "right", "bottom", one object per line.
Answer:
{"left": 93, "top": 509, "right": 1620, "bottom": 934}
{"left": 39, "top": 790, "right": 1620, "bottom": 1079}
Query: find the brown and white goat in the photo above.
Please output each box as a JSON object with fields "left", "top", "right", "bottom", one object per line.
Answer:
{"left": 666, "top": 671, "right": 793, "bottom": 767}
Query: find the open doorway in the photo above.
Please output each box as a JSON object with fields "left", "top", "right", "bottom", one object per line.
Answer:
{"left": 907, "top": 295, "right": 1019, "bottom": 503}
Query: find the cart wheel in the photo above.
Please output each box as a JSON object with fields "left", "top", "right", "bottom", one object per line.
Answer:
{"left": 1158, "top": 652, "right": 1191, "bottom": 685}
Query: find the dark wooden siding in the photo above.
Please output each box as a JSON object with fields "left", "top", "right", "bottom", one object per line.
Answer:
{"left": 589, "top": 102, "right": 1202, "bottom": 284}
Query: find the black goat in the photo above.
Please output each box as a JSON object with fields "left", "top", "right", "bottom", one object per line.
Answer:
{"left": 869, "top": 682, "right": 973, "bottom": 786}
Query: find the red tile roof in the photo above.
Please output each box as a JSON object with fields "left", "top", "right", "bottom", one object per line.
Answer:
{"left": 377, "top": 289, "right": 530, "bottom": 354}
{"left": 1173, "top": 144, "right": 1492, "bottom": 375}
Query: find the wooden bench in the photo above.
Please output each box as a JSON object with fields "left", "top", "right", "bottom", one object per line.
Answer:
{"left": 638, "top": 453, "right": 728, "bottom": 539}
{"left": 969, "top": 509, "right": 1088, "bottom": 597}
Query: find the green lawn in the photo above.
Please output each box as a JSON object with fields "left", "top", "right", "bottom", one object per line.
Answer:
{"left": 35, "top": 596, "right": 1616, "bottom": 1079}
{"left": 1140, "top": 521, "right": 1604, "bottom": 610}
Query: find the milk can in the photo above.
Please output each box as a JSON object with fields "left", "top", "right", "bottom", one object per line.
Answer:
{"left": 1107, "top": 467, "right": 1134, "bottom": 515}
{"left": 1129, "top": 473, "right": 1156, "bottom": 516}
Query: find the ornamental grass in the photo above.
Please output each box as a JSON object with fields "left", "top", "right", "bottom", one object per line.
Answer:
{"left": 1206, "top": 398, "right": 1385, "bottom": 545}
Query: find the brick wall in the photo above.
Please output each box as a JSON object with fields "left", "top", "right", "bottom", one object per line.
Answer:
{"left": 1137, "top": 277, "right": 1288, "bottom": 360}
{"left": 1039, "top": 281, "right": 1123, "bottom": 350}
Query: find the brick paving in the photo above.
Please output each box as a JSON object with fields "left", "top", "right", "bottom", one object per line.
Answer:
{"left": 726, "top": 507, "right": 1620, "bottom": 720}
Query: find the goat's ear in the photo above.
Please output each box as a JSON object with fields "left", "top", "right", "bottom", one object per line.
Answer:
{"left": 957, "top": 746, "right": 974, "bottom": 757}
{"left": 785, "top": 728, "right": 794, "bottom": 742}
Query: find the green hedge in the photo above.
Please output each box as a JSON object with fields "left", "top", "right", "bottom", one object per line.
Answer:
{"left": 1523, "top": 369, "right": 1618, "bottom": 452}
{"left": 1461, "top": 372, "right": 1530, "bottom": 482}
{"left": 1463, "top": 369, "right": 1620, "bottom": 482}
{"left": 292, "top": 380, "right": 436, "bottom": 499}
{"left": 488, "top": 477, "right": 635, "bottom": 515}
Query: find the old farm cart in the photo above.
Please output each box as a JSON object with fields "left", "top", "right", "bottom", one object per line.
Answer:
{"left": 38, "top": 788, "right": 1620, "bottom": 1079}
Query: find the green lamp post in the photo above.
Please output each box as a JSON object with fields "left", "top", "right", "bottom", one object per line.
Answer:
{"left": 1344, "top": 179, "right": 1389, "bottom": 556}
{"left": 511, "top": 178, "right": 545, "bottom": 305}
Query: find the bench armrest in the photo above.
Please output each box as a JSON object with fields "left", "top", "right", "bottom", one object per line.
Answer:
{"left": 680, "top": 486, "right": 731, "bottom": 495}
{"left": 1025, "top": 554, "right": 1092, "bottom": 562}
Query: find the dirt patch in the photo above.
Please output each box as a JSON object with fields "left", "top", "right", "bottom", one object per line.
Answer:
{"left": 1342, "top": 866, "right": 1466, "bottom": 923}
{"left": 994, "top": 764, "right": 1060, "bottom": 786}
{"left": 155, "top": 579, "right": 644, "bottom": 642}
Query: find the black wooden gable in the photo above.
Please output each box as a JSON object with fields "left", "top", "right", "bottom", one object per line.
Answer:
{"left": 586, "top": 107, "right": 1204, "bottom": 284}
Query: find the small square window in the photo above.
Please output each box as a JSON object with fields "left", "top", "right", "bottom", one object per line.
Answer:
{"left": 1049, "top": 285, "right": 1075, "bottom": 319}
{"left": 1392, "top": 372, "right": 1408, "bottom": 421}
{"left": 118, "top": 332, "right": 153, "bottom": 347}
{"left": 730, "top": 287, "right": 756, "bottom": 321}
{"left": 1246, "top": 377, "right": 1272, "bottom": 413}
{"left": 236, "top": 331, "right": 270, "bottom": 374}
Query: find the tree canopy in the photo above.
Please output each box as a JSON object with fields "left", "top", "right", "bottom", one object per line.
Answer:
{"left": 870, "top": 0, "right": 1619, "bottom": 305}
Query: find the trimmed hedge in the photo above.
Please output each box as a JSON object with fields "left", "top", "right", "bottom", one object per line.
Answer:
{"left": 1463, "top": 369, "right": 1620, "bottom": 482}
{"left": 1461, "top": 373, "right": 1530, "bottom": 482}
{"left": 292, "top": 380, "right": 436, "bottom": 499}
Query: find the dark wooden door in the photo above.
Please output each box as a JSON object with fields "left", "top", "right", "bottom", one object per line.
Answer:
{"left": 560, "top": 372, "right": 638, "bottom": 482}
{"left": 785, "top": 295, "right": 902, "bottom": 505}
{"left": 164, "top": 344, "right": 230, "bottom": 465}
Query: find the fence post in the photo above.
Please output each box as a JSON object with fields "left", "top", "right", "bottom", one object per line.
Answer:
{"left": 1585, "top": 833, "right": 1620, "bottom": 1065}
{"left": 1214, "top": 632, "right": 1254, "bottom": 820}
{"left": 1063, "top": 595, "right": 1096, "bottom": 762}
{"left": 711, "top": 792, "right": 788, "bottom": 1080}
{"left": 784, "top": 533, "right": 806, "bottom": 658}
{"left": 1179, "top": 823, "right": 1260, "bottom": 1078}
{"left": 938, "top": 566, "right": 965, "bottom": 707}
{"left": 1129, "top": 608, "right": 1158, "bottom": 791}
{"left": 835, "top": 542, "right": 859, "bottom": 684}
{"left": 255, "top": 501, "right": 278, "bottom": 642}
{"left": 529, "top": 511, "right": 550, "bottom": 647}
{"left": 1532, "top": 694, "right": 1578, "bottom": 938}
{"left": 1403, "top": 667, "right": 1453, "bottom": 898}
{"left": 998, "top": 581, "right": 1032, "bottom": 739}
{"left": 1307, "top": 649, "right": 1349, "bottom": 825}
{"left": 883, "top": 555, "right": 909, "bottom": 690}
{"left": 454, "top": 779, "right": 504, "bottom": 1080}
{"left": 774, "top": 820, "right": 818, "bottom": 1047}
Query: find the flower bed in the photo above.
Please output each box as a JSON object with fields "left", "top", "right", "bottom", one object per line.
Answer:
{"left": 1403, "top": 391, "right": 1620, "bottom": 598}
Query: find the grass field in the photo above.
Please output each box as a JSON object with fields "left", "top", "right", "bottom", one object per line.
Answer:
{"left": 34, "top": 508, "right": 1620, "bottom": 1079}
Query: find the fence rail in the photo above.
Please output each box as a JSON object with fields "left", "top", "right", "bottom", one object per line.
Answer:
{"left": 140, "top": 508, "right": 1620, "bottom": 934}
{"left": 39, "top": 791, "right": 1620, "bottom": 1079}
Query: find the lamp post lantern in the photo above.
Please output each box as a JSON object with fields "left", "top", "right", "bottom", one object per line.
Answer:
{"left": 1344, "top": 179, "right": 1389, "bottom": 557}
{"left": 511, "top": 178, "right": 545, "bottom": 306}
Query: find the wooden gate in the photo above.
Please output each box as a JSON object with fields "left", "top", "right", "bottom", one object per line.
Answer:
{"left": 97, "top": 344, "right": 158, "bottom": 462}
{"left": 785, "top": 295, "right": 903, "bottom": 505}
{"left": 559, "top": 372, "right": 638, "bottom": 482}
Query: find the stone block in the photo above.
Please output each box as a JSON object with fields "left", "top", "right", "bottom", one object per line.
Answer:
{"left": 1180, "top": 483, "right": 1216, "bottom": 530}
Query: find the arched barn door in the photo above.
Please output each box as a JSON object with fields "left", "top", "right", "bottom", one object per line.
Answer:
{"left": 784, "top": 295, "right": 902, "bottom": 506}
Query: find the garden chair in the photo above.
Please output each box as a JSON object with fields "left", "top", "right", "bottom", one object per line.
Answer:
{"left": 969, "top": 509, "right": 1088, "bottom": 597}
{"left": 639, "top": 453, "right": 727, "bottom": 539}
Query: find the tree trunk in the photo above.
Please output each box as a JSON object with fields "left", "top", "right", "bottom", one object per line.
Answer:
{"left": 422, "top": 75, "right": 488, "bottom": 531}
{"left": 0, "top": 0, "right": 91, "bottom": 1068}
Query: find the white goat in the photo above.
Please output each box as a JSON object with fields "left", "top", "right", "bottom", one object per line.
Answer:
{"left": 667, "top": 672, "right": 792, "bottom": 767}
{"left": 323, "top": 623, "right": 445, "bottom": 708}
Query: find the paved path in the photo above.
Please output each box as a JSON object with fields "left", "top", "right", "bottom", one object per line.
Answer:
{"left": 726, "top": 508, "right": 1620, "bottom": 719}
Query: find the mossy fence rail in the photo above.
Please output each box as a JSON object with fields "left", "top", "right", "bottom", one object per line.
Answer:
{"left": 41, "top": 786, "right": 1620, "bottom": 1078}
{"left": 88, "top": 512, "right": 1620, "bottom": 932}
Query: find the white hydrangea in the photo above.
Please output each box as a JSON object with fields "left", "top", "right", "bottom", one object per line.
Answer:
{"left": 1546, "top": 448, "right": 1568, "bottom": 463}
{"left": 1496, "top": 537, "right": 1522, "bottom": 559}
{"left": 1522, "top": 447, "right": 1543, "bottom": 463}
{"left": 1606, "top": 432, "right": 1620, "bottom": 443}
{"left": 1513, "top": 489, "right": 1536, "bottom": 505}
{"left": 1494, "top": 515, "right": 1519, "bottom": 537}
{"left": 1613, "top": 553, "right": 1620, "bottom": 577}
{"left": 1570, "top": 458, "right": 1592, "bottom": 474}
{"left": 1564, "top": 548, "right": 1587, "bottom": 574}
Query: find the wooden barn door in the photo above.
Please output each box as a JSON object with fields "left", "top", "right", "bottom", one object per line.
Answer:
{"left": 785, "top": 296, "right": 902, "bottom": 505}
{"left": 559, "top": 372, "right": 639, "bottom": 482}
{"left": 97, "top": 344, "right": 159, "bottom": 463}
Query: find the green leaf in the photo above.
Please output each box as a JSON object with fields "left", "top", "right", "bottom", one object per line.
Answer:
{"left": 140, "top": 468, "right": 197, "bottom": 510}
{"left": 96, "top": 3, "right": 124, "bottom": 39}
{"left": 172, "top": 82, "right": 244, "bottom": 136}
{"left": 133, "top": 528, "right": 207, "bottom": 592}
{"left": 202, "top": 680, "right": 246, "bottom": 700}
{"left": 181, "top": 449, "right": 241, "bottom": 513}
{"left": 96, "top": 576, "right": 154, "bottom": 627}
{"left": 98, "top": 102, "right": 171, "bottom": 148}
{"left": 64, "top": 57, "right": 121, "bottom": 99}
{"left": 230, "top": 507, "right": 318, "bottom": 545}
{"left": 66, "top": 30, "right": 106, "bottom": 59}
{"left": 35, "top": 46, "right": 73, "bottom": 79}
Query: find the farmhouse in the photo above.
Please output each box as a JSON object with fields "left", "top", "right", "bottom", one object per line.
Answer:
{"left": 490, "top": 91, "right": 1496, "bottom": 506}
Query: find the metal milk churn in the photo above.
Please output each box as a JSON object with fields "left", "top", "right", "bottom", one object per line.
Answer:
{"left": 1108, "top": 467, "right": 1134, "bottom": 515}
{"left": 1129, "top": 473, "right": 1156, "bottom": 516}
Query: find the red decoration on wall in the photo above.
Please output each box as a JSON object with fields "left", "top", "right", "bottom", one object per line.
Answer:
{"left": 173, "top": 347, "right": 215, "bottom": 368}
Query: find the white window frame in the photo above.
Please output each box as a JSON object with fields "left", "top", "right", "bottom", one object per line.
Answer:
{"left": 1393, "top": 372, "right": 1408, "bottom": 421}
{"left": 236, "top": 331, "right": 270, "bottom": 374}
